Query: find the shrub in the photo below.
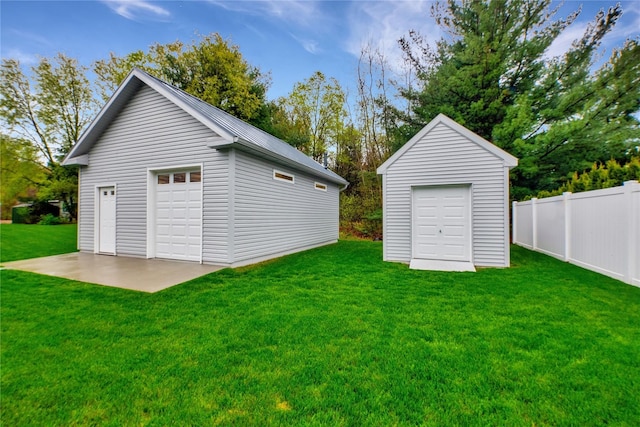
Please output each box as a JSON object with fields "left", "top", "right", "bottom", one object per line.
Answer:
{"left": 38, "top": 213, "right": 62, "bottom": 225}
{"left": 11, "top": 206, "right": 30, "bottom": 224}
{"left": 532, "top": 157, "right": 640, "bottom": 199}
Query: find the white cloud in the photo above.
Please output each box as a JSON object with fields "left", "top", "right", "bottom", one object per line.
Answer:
{"left": 102, "top": 0, "right": 170, "bottom": 21}
{"left": 208, "top": 0, "right": 319, "bottom": 26}
{"left": 545, "top": 1, "right": 639, "bottom": 64}
{"left": 208, "top": 1, "right": 325, "bottom": 53}
{"left": 290, "top": 33, "right": 320, "bottom": 54}
{"left": 1, "top": 48, "right": 39, "bottom": 65}
{"left": 544, "top": 21, "right": 588, "bottom": 60}
{"left": 617, "top": 0, "right": 640, "bottom": 39}
{"left": 7, "top": 29, "right": 53, "bottom": 48}
{"left": 344, "top": 1, "right": 440, "bottom": 74}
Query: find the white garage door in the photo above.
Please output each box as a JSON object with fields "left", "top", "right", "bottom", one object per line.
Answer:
{"left": 412, "top": 185, "right": 471, "bottom": 262}
{"left": 155, "top": 170, "right": 202, "bottom": 261}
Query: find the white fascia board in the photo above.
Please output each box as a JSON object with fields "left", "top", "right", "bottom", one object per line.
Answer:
{"left": 62, "top": 154, "right": 89, "bottom": 166}
{"left": 437, "top": 114, "right": 518, "bottom": 168}
{"left": 135, "top": 70, "right": 237, "bottom": 142}
{"left": 64, "top": 71, "right": 142, "bottom": 162}
{"left": 64, "top": 69, "right": 237, "bottom": 164}
{"left": 377, "top": 113, "right": 518, "bottom": 173}
{"left": 377, "top": 118, "right": 439, "bottom": 175}
{"left": 211, "top": 138, "right": 347, "bottom": 186}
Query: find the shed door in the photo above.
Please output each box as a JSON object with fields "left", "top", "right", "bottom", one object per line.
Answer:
{"left": 155, "top": 171, "right": 202, "bottom": 262}
{"left": 98, "top": 186, "right": 116, "bottom": 254}
{"left": 412, "top": 185, "right": 471, "bottom": 262}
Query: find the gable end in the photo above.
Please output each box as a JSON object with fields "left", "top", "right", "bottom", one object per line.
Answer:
{"left": 377, "top": 114, "right": 517, "bottom": 174}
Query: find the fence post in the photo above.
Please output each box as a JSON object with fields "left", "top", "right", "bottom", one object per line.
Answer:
{"left": 512, "top": 201, "right": 518, "bottom": 244}
{"left": 531, "top": 198, "right": 538, "bottom": 250}
{"left": 624, "top": 180, "right": 639, "bottom": 285}
{"left": 563, "top": 192, "right": 572, "bottom": 262}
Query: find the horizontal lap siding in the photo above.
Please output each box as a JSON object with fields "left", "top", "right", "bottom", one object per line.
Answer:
{"left": 232, "top": 150, "right": 339, "bottom": 263}
{"left": 79, "top": 85, "right": 229, "bottom": 263}
{"left": 384, "top": 123, "right": 507, "bottom": 266}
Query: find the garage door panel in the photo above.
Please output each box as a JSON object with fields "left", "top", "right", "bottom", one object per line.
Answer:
{"left": 418, "top": 225, "right": 437, "bottom": 236}
{"left": 155, "top": 170, "right": 201, "bottom": 262}
{"left": 444, "top": 206, "right": 464, "bottom": 218}
{"left": 444, "top": 225, "right": 464, "bottom": 237}
{"left": 413, "top": 185, "right": 471, "bottom": 262}
{"left": 417, "top": 207, "right": 437, "bottom": 219}
{"left": 417, "top": 243, "right": 438, "bottom": 257}
{"left": 443, "top": 244, "right": 466, "bottom": 257}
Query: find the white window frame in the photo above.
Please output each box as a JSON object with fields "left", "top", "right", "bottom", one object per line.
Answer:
{"left": 314, "top": 182, "right": 327, "bottom": 192}
{"left": 273, "top": 169, "right": 295, "bottom": 184}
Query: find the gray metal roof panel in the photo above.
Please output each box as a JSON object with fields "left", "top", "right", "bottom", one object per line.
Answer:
{"left": 142, "top": 71, "right": 347, "bottom": 185}
{"left": 65, "top": 69, "right": 347, "bottom": 185}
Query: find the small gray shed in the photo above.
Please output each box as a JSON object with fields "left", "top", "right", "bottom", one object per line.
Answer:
{"left": 63, "top": 69, "right": 347, "bottom": 267}
{"left": 377, "top": 114, "right": 517, "bottom": 271}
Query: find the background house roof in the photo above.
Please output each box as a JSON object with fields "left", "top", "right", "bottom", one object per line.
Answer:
{"left": 64, "top": 69, "right": 348, "bottom": 186}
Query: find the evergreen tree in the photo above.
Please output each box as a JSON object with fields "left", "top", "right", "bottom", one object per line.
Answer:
{"left": 398, "top": 0, "right": 639, "bottom": 198}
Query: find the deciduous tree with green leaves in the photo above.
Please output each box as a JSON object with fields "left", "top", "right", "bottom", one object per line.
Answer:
{"left": 0, "top": 135, "right": 48, "bottom": 219}
{"left": 94, "top": 33, "right": 270, "bottom": 125}
{"left": 276, "top": 71, "right": 348, "bottom": 162}
{"left": 0, "top": 54, "right": 95, "bottom": 219}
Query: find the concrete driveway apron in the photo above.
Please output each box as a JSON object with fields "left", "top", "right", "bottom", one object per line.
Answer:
{"left": 2, "top": 252, "right": 224, "bottom": 292}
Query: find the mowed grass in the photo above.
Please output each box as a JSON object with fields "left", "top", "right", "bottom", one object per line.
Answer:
{"left": 1, "top": 231, "right": 639, "bottom": 425}
{"left": 0, "top": 223, "right": 77, "bottom": 262}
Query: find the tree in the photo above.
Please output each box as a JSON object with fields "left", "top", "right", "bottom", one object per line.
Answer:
{"left": 94, "top": 34, "right": 271, "bottom": 125}
{"left": 0, "top": 54, "right": 95, "bottom": 219}
{"left": 277, "top": 71, "right": 348, "bottom": 161}
{"left": 0, "top": 135, "right": 47, "bottom": 219}
{"left": 397, "top": 0, "right": 639, "bottom": 198}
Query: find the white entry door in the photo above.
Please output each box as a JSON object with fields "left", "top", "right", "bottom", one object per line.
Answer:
{"left": 98, "top": 186, "right": 116, "bottom": 254}
{"left": 155, "top": 170, "right": 202, "bottom": 261}
{"left": 412, "top": 185, "right": 471, "bottom": 262}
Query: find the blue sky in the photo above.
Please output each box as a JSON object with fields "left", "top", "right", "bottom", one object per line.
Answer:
{"left": 1, "top": 1, "right": 639, "bottom": 100}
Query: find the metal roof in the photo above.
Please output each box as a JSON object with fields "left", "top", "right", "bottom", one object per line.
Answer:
{"left": 65, "top": 69, "right": 348, "bottom": 186}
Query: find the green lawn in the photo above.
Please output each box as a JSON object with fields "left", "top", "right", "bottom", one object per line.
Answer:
{"left": 1, "top": 230, "right": 639, "bottom": 425}
{"left": 0, "top": 223, "right": 77, "bottom": 262}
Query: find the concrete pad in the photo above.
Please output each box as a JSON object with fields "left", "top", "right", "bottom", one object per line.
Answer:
{"left": 1, "top": 253, "right": 225, "bottom": 293}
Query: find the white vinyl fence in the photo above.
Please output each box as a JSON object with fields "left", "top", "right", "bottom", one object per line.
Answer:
{"left": 512, "top": 180, "right": 640, "bottom": 287}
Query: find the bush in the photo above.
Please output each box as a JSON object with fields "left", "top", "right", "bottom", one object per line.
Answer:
{"left": 532, "top": 157, "right": 640, "bottom": 200}
{"left": 38, "top": 213, "right": 62, "bottom": 225}
{"left": 11, "top": 201, "right": 61, "bottom": 224}
{"left": 11, "top": 206, "right": 30, "bottom": 224}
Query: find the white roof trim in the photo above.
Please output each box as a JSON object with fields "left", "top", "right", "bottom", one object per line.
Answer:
{"left": 64, "top": 69, "right": 235, "bottom": 165}
{"left": 377, "top": 114, "right": 518, "bottom": 174}
{"left": 62, "top": 69, "right": 347, "bottom": 185}
{"left": 136, "top": 70, "right": 237, "bottom": 141}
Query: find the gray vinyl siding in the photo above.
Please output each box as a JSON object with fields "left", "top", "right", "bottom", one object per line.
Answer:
{"left": 231, "top": 149, "right": 339, "bottom": 264}
{"left": 383, "top": 122, "right": 509, "bottom": 266}
{"left": 78, "top": 85, "right": 230, "bottom": 263}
